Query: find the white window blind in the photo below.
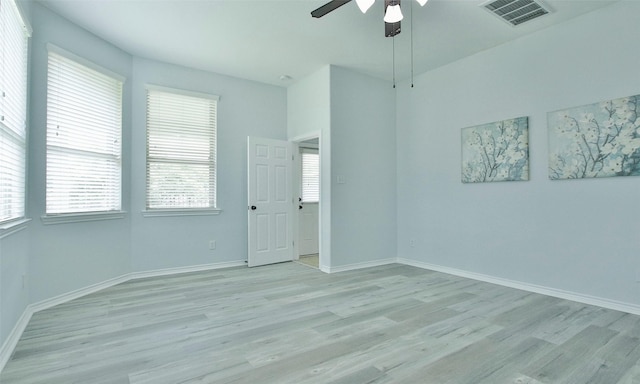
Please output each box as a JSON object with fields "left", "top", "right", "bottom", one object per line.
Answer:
{"left": 146, "top": 87, "right": 218, "bottom": 210}
{"left": 301, "top": 149, "right": 319, "bottom": 203}
{"left": 46, "top": 49, "right": 123, "bottom": 215}
{"left": 0, "top": 0, "right": 29, "bottom": 223}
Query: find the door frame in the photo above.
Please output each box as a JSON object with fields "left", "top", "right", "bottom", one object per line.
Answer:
{"left": 296, "top": 143, "right": 319, "bottom": 258}
{"left": 290, "top": 131, "right": 327, "bottom": 271}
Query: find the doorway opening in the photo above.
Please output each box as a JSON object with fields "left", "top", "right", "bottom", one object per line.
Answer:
{"left": 296, "top": 137, "right": 319, "bottom": 269}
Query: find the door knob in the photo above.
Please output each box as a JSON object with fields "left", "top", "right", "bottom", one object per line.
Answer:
{"left": 250, "top": 205, "right": 257, "bottom": 210}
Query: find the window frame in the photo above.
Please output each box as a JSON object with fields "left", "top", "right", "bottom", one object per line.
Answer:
{"left": 0, "top": 0, "right": 31, "bottom": 234}
{"left": 42, "top": 44, "right": 126, "bottom": 224}
{"left": 143, "top": 85, "right": 220, "bottom": 217}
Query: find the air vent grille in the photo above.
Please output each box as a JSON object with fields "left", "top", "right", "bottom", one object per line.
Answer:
{"left": 482, "top": 0, "right": 550, "bottom": 26}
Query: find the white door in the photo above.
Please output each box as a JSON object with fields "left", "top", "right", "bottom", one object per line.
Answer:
{"left": 247, "top": 137, "right": 294, "bottom": 267}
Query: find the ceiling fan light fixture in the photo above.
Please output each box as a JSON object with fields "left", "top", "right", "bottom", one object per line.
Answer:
{"left": 416, "top": 0, "right": 428, "bottom": 6}
{"left": 355, "top": 0, "right": 375, "bottom": 13}
{"left": 384, "top": 4, "right": 403, "bottom": 23}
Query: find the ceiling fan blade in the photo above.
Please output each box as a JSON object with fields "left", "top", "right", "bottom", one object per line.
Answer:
{"left": 311, "top": 0, "right": 352, "bottom": 18}
{"left": 384, "top": 0, "right": 401, "bottom": 37}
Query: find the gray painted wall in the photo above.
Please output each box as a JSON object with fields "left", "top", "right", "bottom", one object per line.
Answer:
{"left": 286, "top": 66, "right": 331, "bottom": 268}
{"left": 287, "top": 66, "right": 330, "bottom": 140}
{"left": 0, "top": 230, "right": 29, "bottom": 350}
{"left": 27, "top": 4, "right": 133, "bottom": 304}
{"left": 286, "top": 65, "right": 397, "bottom": 269}
{"left": 330, "top": 66, "right": 397, "bottom": 268}
{"left": 396, "top": 1, "right": 640, "bottom": 306}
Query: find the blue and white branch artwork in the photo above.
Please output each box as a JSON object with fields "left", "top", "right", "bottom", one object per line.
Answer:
{"left": 548, "top": 95, "right": 640, "bottom": 179}
{"left": 461, "top": 117, "right": 529, "bottom": 183}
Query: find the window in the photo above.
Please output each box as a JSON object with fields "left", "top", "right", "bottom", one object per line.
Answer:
{"left": 301, "top": 148, "right": 319, "bottom": 203}
{"left": 0, "top": 0, "right": 30, "bottom": 225}
{"left": 46, "top": 47, "right": 123, "bottom": 216}
{"left": 145, "top": 87, "right": 218, "bottom": 211}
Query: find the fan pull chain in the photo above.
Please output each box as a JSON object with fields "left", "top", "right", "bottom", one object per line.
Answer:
{"left": 392, "top": 35, "right": 396, "bottom": 89}
{"left": 410, "top": 0, "right": 414, "bottom": 88}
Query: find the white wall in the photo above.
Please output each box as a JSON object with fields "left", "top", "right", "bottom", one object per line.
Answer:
{"left": 0, "top": 230, "right": 29, "bottom": 350}
{"left": 287, "top": 66, "right": 330, "bottom": 140}
{"left": 130, "top": 58, "right": 287, "bottom": 272}
{"left": 287, "top": 66, "right": 331, "bottom": 267}
{"left": 287, "top": 65, "right": 397, "bottom": 270}
{"left": 396, "top": 1, "right": 640, "bottom": 306}
{"left": 330, "top": 66, "right": 397, "bottom": 268}
{"left": 27, "top": 4, "right": 133, "bottom": 303}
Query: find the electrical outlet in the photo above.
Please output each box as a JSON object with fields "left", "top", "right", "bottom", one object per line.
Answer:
{"left": 22, "top": 274, "right": 27, "bottom": 290}
{"left": 209, "top": 240, "right": 216, "bottom": 250}
{"left": 409, "top": 239, "right": 415, "bottom": 247}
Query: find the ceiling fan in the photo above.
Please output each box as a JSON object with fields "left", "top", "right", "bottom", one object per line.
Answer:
{"left": 311, "top": 0, "right": 428, "bottom": 37}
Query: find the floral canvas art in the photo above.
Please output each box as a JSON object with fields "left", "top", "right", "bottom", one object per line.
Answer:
{"left": 461, "top": 117, "right": 529, "bottom": 183}
{"left": 548, "top": 95, "right": 640, "bottom": 179}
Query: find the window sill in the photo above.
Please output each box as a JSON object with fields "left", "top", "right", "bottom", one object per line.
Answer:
{"left": 142, "top": 208, "right": 222, "bottom": 218}
{"left": 0, "top": 218, "right": 32, "bottom": 239}
{"left": 41, "top": 211, "right": 127, "bottom": 225}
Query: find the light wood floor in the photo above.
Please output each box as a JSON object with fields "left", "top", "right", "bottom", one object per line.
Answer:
{"left": 296, "top": 254, "right": 319, "bottom": 269}
{"left": 3, "top": 262, "right": 640, "bottom": 383}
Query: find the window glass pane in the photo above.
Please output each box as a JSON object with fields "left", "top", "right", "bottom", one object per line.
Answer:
{"left": 46, "top": 151, "right": 121, "bottom": 214}
{"left": 147, "top": 163, "right": 212, "bottom": 209}
{"left": 0, "top": 130, "right": 26, "bottom": 221}
{"left": 301, "top": 151, "right": 319, "bottom": 203}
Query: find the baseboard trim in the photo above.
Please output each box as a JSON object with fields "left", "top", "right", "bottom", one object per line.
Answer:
{"left": 326, "top": 258, "right": 396, "bottom": 273}
{"left": 0, "top": 307, "right": 33, "bottom": 374}
{"left": 29, "top": 274, "right": 131, "bottom": 314}
{"left": 130, "top": 261, "right": 246, "bottom": 280}
{"left": 397, "top": 258, "right": 640, "bottom": 316}
{"left": 0, "top": 260, "right": 246, "bottom": 374}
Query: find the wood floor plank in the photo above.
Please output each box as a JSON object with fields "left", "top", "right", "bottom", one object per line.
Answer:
{"left": 3, "top": 262, "right": 640, "bottom": 383}
{"left": 522, "top": 325, "right": 620, "bottom": 382}
{"left": 564, "top": 333, "right": 640, "bottom": 384}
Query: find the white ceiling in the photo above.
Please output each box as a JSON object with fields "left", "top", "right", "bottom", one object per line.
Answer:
{"left": 38, "top": 0, "right": 620, "bottom": 87}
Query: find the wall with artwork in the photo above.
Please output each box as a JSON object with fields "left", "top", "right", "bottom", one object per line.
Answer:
{"left": 461, "top": 117, "right": 529, "bottom": 183}
{"left": 396, "top": 1, "right": 640, "bottom": 308}
{"left": 548, "top": 95, "right": 640, "bottom": 180}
